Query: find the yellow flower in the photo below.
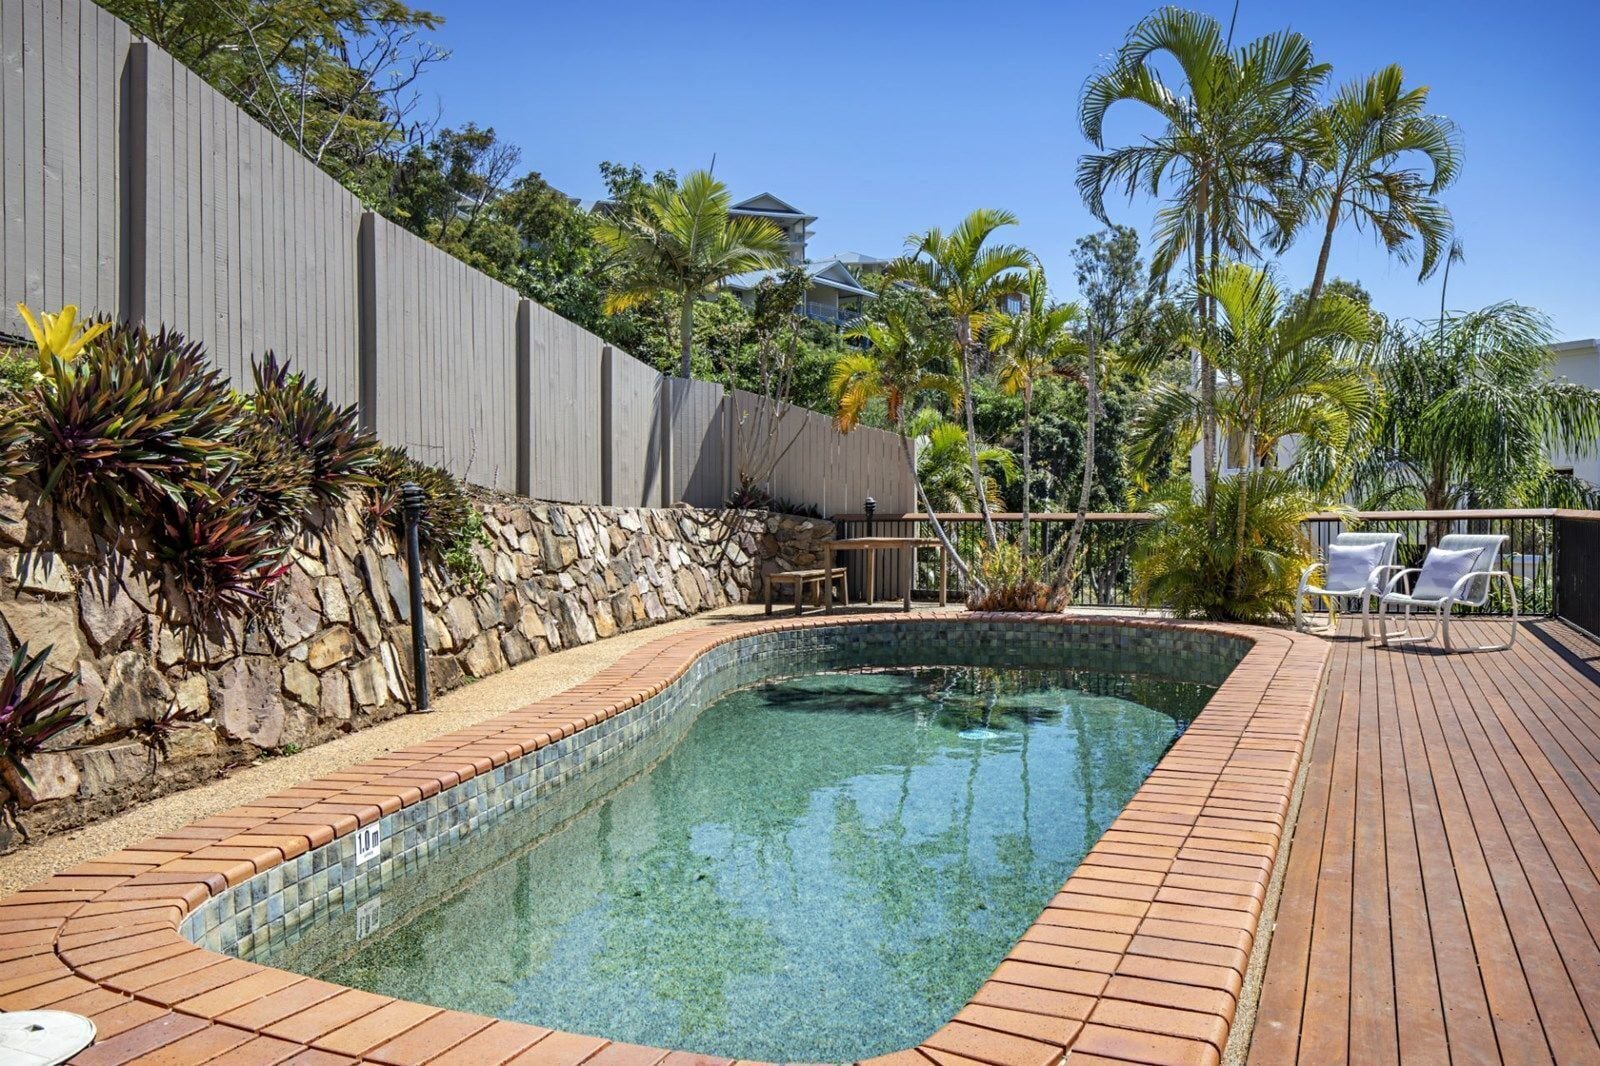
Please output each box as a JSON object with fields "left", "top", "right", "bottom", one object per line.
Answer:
{"left": 16, "top": 303, "right": 111, "bottom": 370}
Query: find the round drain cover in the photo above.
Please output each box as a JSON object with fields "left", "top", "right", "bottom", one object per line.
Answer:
{"left": 0, "top": 1011, "right": 97, "bottom": 1066}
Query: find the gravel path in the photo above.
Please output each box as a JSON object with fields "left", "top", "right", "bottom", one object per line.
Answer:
{"left": 0, "top": 603, "right": 779, "bottom": 897}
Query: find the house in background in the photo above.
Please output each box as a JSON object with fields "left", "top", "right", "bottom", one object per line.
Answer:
{"left": 717, "top": 193, "right": 882, "bottom": 327}
{"left": 1187, "top": 336, "right": 1600, "bottom": 495}
{"left": 579, "top": 189, "right": 888, "bottom": 327}
{"left": 723, "top": 257, "right": 877, "bottom": 326}
{"left": 1551, "top": 339, "right": 1600, "bottom": 486}
{"left": 727, "top": 194, "right": 815, "bottom": 265}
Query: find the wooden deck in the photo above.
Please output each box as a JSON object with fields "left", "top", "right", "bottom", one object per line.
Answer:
{"left": 1250, "top": 618, "right": 1600, "bottom": 1064}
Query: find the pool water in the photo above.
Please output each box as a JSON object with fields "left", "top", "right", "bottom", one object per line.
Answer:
{"left": 306, "top": 667, "right": 1210, "bottom": 1061}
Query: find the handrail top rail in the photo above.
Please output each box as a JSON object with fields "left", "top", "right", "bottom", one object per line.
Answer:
{"left": 832, "top": 508, "right": 1600, "bottom": 523}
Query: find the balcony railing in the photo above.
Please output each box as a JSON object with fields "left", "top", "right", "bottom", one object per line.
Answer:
{"left": 831, "top": 509, "right": 1600, "bottom": 629}
{"left": 803, "top": 303, "right": 862, "bottom": 327}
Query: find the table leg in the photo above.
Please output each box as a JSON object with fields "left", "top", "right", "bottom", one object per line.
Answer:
{"left": 866, "top": 550, "right": 876, "bottom": 608}
{"left": 903, "top": 546, "right": 913, "bottom": 611}
{"left": 939, "top": 546, "right": 949, "bottom": 607}
{"left": 824, "top": 545, "right": 834, "bottom": 613}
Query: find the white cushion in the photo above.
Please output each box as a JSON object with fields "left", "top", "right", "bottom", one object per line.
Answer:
{"left": 1411, "top": 546, "right": 1483, "bottom": 600}
{"left": 1324, "top": 542, "right": 1386, "bottom": 592}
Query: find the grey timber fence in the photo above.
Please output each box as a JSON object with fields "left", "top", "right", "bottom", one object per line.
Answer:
{"left": 0, "top": 0, "right": 910, "bottom": 511}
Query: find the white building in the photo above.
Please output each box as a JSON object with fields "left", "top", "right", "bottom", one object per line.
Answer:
{"left": 1187, "top": 337, "right": 1600, "bottom": 494}
{"left": 1550, "top": 339, "right": 1600, "bottom": 486}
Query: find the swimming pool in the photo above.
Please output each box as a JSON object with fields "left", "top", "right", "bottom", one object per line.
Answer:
{"left": 244, "top": 662, "right": 1213, "bottom": 1061}
{"left": 177, "top": 618, "right": 1266, "bottom": 1062}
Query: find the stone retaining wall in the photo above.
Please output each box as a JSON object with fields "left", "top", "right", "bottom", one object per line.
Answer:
{"left": 0, "top": 486, "right": 830, "bottom": 850}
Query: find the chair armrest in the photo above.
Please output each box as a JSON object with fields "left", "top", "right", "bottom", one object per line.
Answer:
{"left": 1382, "top": 568, "right": 1420, "bottom": 596}
{"left": 1297, "top": 561, "right": 1324, "bottom": 590}
{"left": 1367, "top": 564, "right": 1408, "bottom": 594}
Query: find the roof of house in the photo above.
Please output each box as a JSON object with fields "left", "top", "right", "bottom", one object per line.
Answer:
{"left": 729, "top": 193, "right": 817, "bottom": 224}
{"left": 722, "top": 257, "right": 875, "bottom": 298}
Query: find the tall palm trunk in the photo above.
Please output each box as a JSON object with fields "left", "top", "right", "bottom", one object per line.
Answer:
{"left": 1020, "top": 384, "right": 1033, "bottom": 561}
{"left": 898, "top": 422, "right": 979, "bottom": 591}
{"left": 677, "top": 290, "right": 695, "bottom": 378}
{"left": 1050, "top": 334, "right": 1100, "bottom": 611}
{"left": 1195, "top": 219, "right": 1217, "bottom": 531}
{"left": 1307, "top": 198, "right": 1341, "bottom": 306}
{"left": 956, "top": 317, "right": 1000, "bottom": 551}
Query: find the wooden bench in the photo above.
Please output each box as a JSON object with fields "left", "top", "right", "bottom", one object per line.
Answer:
{"left": 764, "top": 567, "right": 849, "bottom": 615}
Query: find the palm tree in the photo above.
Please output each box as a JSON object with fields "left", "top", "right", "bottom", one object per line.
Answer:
{"left": 832, "top": 310, "right": 973, "bottom": 584}
{"left": 1295, "top": 65, "right": 1462, "bottom": 304}
{"left": 1128, "top": 262, "right": 1378, "bottom": 600}
{"left": 1079, "top": 8, "right": 1327, "bottom": 506}
{"left": 593, "top": 170, "right": 788, "bottom": 377}
{"left": 1353, "top": 303, "right": 1600, "bottom": 511}
{"left": 1129, "top": 262, "right": 1379, "bottom": 479}
{"left": 893, "top": 209, "right": 1035, "bottom": 550}
{"left": 985, "top": 268, "right": 1084, "bottom": 553}
{"left": 906, "top": 410, "right": 1018, "bottom": 513}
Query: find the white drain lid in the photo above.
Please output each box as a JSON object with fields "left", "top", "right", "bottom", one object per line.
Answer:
{"left": 0, "top": 1011, "right": 97, "bottom": 1066}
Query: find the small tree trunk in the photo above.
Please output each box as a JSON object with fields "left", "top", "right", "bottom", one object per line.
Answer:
{"left": 899, "top": 425, "right": 979, "bottom": 591}
{"left": 678, "top": 291, "right": 695, "bottom": 378}
{"left": 1049, "top": 335, "right": 1099, "bottom": 611}
{"left": 957, "top": 317, "right": 1000, "bottom": 551}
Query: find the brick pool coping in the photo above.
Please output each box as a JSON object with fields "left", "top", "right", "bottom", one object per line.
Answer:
{"left": 0, "top": 612, "right": 1329, "bottom": 1066}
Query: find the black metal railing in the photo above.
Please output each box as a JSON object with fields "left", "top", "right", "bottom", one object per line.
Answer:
{"left": 1555, "top": 511, "right": 1600, "bottom": 637}
{"left": 834, "top": 509, "right": 1582, "bottom": 615}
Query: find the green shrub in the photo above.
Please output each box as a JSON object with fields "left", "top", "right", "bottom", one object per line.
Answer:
{"left": 0, "top": 348, "right": 37, "bottom": 396}
{"left": 31, "top": 324, "right": 242, "bottom": 523}
{"left": 0, "top": 644, "right": 87, "bottom": 786}
{"left": 368, "top": 445, "right": 488, "bottom": 589}
{"left": 966, "top": 537, "right": 1051, "bottom": 612}
{"left": 249, "top": 353, "right": 378, "bottom": 505}
{"left": 1131, "top": 469, "right": 1322, "bottom": 623}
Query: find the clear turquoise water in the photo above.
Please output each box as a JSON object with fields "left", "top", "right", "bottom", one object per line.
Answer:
{"left": 309, "top": 667, "right": 1210, "bottom": 1062}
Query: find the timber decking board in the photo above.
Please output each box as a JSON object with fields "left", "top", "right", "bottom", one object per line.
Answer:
{"left": 1250, "top": 619, "right": 1600, "bottom": 1064}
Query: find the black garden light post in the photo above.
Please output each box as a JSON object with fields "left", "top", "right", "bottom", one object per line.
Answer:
{"left": 864, "top": 496, "right": 876, "bottom": 536}
{"left": 401, "top": 482, "right": 431, "bottom": 713}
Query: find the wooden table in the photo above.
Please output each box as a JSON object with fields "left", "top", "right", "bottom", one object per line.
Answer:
{"left": 823, "top": 536, "right": 948, "bottom": 612}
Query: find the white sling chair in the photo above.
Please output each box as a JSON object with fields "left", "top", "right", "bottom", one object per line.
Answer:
{"left": 1377, "top": 533, "right": 1518, "bottom": 652}
{"left": 1294, "top": 531, "right": 1404, "bottom": 639}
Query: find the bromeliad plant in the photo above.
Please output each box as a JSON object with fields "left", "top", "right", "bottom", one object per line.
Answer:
{"left": 147, "top": 478, "right": 293, "bottom": 624}
{"left": 249, "top": 353, "right": 378, "bottom": 507}
{"left": 0, "top": 644, "right": 88, "bottom": 789}
{"left": 31, "top": 324, "right": 242, "bottom": 525}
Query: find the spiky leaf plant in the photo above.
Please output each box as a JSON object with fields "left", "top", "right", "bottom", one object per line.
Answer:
{"left": 250, "top": 353, "right": 378, "bottom": 505}
{"left": 1131, "top": 470, "right": 1323, "bottom": 623}
{"left": 31, "top": 324, "right": 242, "bottom": 523}
{"left": 0, "top": 645, "right": 87, "bottom": 786}
{"left": 148, "top": 478, "right": 293, "bottom": 626}
{"left": 367, "top": 445, "right": 487, "bottom": 588}
{"left": 234, "top": 409, "right": 316, "bottom": 534}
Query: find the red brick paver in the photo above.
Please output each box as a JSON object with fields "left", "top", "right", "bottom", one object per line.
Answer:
{"left": 0, "top": 613, "right": 1329, "bottom": 1065}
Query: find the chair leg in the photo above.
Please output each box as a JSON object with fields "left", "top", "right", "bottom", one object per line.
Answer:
{"left": 1360, "top": 596, "right": 1371, "bottom": 640}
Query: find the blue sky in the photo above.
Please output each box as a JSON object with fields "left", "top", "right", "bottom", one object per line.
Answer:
{"left": 411, "top": 1, "right": 1600, "bottom": 340}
